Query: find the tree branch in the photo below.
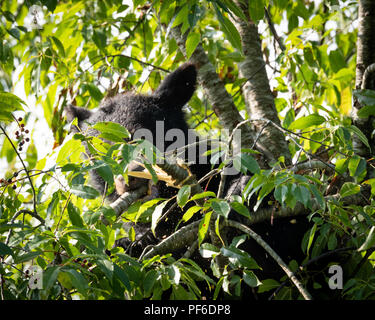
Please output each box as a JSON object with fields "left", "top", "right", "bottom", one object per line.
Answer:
{"left": 352, "top": 0, "right": 375, "bottom": 157}
{"left": 223, "top": 219, "right": 312, "bottom": 300}
{"left": 230, "top": 1, "right": 291, "bottom": 165}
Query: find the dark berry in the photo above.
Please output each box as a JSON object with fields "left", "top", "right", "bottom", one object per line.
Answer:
{"left": 7, "top": 179, "right": 12, "bottom": 183}
{"left": 18, "top": 147, "right": 22, "bottom": 151}
{"left": 15, "top": 131, "right": 19, "bottom": 136}
{"left": 25, "top": 129, "right": 29, "bottom": 134}
{"left": 21, "top": 127, "right": 24, "bottom": 132}
{"left": 18, "top": 117, "right": 22, "bottom": 122}
{"left": 13, "top": 172, "right": 18, "bottom": 177}
{"left": 20, "top": 123, "right": 25, "bottom": 127}
{"left": 83, "top": 259, "right": 87, "bottom": 264}
{"left": 26, "top": 138, "right": 30, "bottom": 142}
{"left": 12, "top": 185, "right": 16, "bottom": 190}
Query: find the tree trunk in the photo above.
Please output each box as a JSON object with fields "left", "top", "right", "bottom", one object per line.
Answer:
{"left": 352, "top": 0, "right": 375, "bottom": 158}
{"left": 231, "top": 1, "right": 291, "bottom": 165}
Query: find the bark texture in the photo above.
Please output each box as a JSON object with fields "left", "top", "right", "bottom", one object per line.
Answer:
{"left": 353, "top": 0, "right": 375, "bottom": 158}
{"left": 231, "top": 1, "right": 291, "bottom": 165}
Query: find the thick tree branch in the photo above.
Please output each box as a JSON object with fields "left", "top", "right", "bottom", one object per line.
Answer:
{"left": 230, "top": 1, "right": 291, "bottom": 165}
{"left": 352, "top": 0, "right": 375, "bottom": 157}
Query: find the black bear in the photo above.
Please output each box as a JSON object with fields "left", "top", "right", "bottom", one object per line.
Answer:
{"left": 65, "top": 62, "right": 216, "bottom": 256}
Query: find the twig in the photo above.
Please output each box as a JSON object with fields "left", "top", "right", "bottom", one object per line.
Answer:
{"left": 224, "top": 219, "right": 313, "bottom": 300}
{"left": 0, "top": 125, "right": 38, "bottom": 215}
{"left": 264, "top": 6, "right": 286, "bottom": 52}
{"left": 5, "top": 209, "right": 45, "bottom": 245}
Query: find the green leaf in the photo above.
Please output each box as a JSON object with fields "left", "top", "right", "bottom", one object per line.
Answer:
{"left": 70, "top": 184, "right": 100, "bottom": 199}
{"left": 294, "top": 185, "right": 310, "bottom": 207}
{"left": 243, "top": 270, "right": 262, "bottom": 288}
{"left": 258, "top": 279, "right": 280, "bottom": 293}
{"left": 93, "top": 121, "right": 130, "bottom": 140}
{"left": 309, "top": 184, "right": 325, "bottom": 210}
{"left": 50, "top": 36, "right": 65, "bottom": 57}
{"left": 92, "top": 161, "right": 114, "bottom": 185}
{"left": 274, "top": 184, "right": 288, "bottom": 204}
{"left": 151, "top": 201, "right": 169, "bottom": 235}
{"left": 15, "top": 251, "right": 43, "bottom": 263}
{"left": 129, "top": 226, "right": 136, "bottom": 242}
{"left": 214, "top": 4, "right": 242, "bottom": 51}
{"left": 177, "top": 185, "right": 191, "bottom": 208}
{"left": 358, "top": 226, "right": 375, "bottom": 251}
{"left": 357, "top": 105, "right": 375, "bottom": 118}
{"left": 327, "top": 233, "right": 337, "bottom": 251}
{"left": 113, "top": 263, "right": 131, "bottom": 291}
{"left": 0, "top": 242, "right": 13, "bottom": 257}
{"left": 347, "top": 125, "right": 370, "bottom": 150}
{"left": 0, "top": 92, "right": 25, "bottom": 113}
{"left": 43, "top": 266, "right": 61, "bottom": 292}
{"left": 353, "top": 89, "right": 375, "bottom": 106}
{"left": 222, "top": 0, "right": 248, "bottom": 20}
{"left": 96, "top": 259, "right": 114, "bottom": 280}
{"left": 85, "top": 83, "right": 103, "bottom": 102}
{"left": 143, "top": 269, "right": 158, "bottom": 296}
{"left": 288, "top": 114, "right": 325, "bottom": 130}
{"left": 62, "top": 269, "right": 89, "bottom": 294}
{"left": 335, "top": 158, "right": 348, "bottom": 175}
{"left": 190, "top": 191, "right": 216, "bottom": 202}
{"left": 198, "top": 211, "right": 212, "bottom": 246}
{"left": 182, "top": 205, "right": 202, "bottom": 222}
{"left": 199, "top": 243, "right": 220, "bottom": 258}
{"left": 248, "top": 0, "right": 265, "bottom": 22}
{"left": 171, "top": 4, "right": 189, "bottom": 28}
{"left": 221, "top": 246, "right": 260, "bottom": 269}
{"left": 348, "top": 156, "right": 366, "bottom": 178}
{"left": 185, "top": 31, "right": 200, "bottom": 59}
{"left": 340, "top": 182, "right": 361, "bottom": 198}
{"left": 113, "top": 55, "right": 130, "bottom": 69}
{"left": 306, "top": 223, "right": 317, "bottom": 254}
{"left": 230, "top": 202, "right": 251, "bottom": 219}
{"left": 57, "top": 138, "right": 85, "bottom": 166}
{"left": 211, "top": 200, "right": 231, "bottom": 218}
{"left": 233, "top": 153, "right": 260, "bottom": 174}
{"left": 8, "top": 28, "right": 20, "bottom": 40}
{"left": 67, "top": 202, "right": 84, "bottom": 228}
{"left": 92, "top": 30, "right": 107, "bottom": 51}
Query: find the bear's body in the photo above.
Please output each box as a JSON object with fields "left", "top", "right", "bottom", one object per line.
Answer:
{"left": 66, "top": 63, "right": 214, "bottom": 255}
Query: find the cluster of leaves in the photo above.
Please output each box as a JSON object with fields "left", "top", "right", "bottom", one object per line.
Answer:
{"left": 0, "top": 0, "right": 375, "bottom": 300}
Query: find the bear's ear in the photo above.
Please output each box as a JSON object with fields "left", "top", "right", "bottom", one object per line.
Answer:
{"left": 154, "top": 63, "right": 197, "bottom": 109}
{"left": 65, "top": 105, "right": 93, "bottom": 123}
